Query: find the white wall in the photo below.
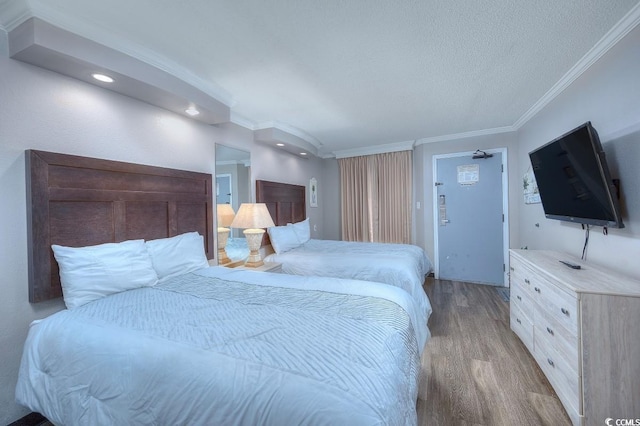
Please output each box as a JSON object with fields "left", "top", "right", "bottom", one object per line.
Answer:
{"left": 516, "top": 23, "right": 640, "bottom": 279}
{"left": 0, "top": 56, "right": 258, "bottom": 423}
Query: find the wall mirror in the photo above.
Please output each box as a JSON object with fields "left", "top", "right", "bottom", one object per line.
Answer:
{"left": 215, "top": 144, "right": 251, "bottom": 262}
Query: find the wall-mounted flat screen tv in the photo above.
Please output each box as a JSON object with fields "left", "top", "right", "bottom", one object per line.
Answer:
{"left": 529, "top": 121, "right": 624, "bottom": 228}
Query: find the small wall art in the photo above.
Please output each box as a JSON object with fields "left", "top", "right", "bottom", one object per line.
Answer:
{"left": 309, "top": 177, "right": 318, "bottom": 208}
{"left": 523, "top": 168, "right": 541, "bottom": 204}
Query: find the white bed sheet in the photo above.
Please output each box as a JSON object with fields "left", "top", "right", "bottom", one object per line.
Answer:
{"left": 16, "top": 267, "right": 426, "bottom": 426}
{"left": 208, "top": 266, "right": 430, "bottom": 352}
{"left": 265, "top": 239, "right": 433, "bottom": 326}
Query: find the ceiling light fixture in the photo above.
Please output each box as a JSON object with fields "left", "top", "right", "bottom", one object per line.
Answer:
{"left": 300, "top": 152, "right": 307, "bottom": 156}
{"left": 276, "top": 143, "right": 285, "bottom": 147}
{"left": 92, "top": 73, "right": 114, "bottom": 83}
{"left": 185, "top": 107, "right": 200, "bottom": 116}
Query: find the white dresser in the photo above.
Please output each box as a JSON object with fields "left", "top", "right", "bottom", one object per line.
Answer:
{"left": 509, "top": 249, "right": 640, "bottom": 426}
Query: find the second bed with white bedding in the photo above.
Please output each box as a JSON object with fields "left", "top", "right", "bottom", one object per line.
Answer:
{"left": 265, "top": 239, "right": 433, "bottom": 325}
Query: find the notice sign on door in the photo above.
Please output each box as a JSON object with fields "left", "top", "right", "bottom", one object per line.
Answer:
{"left": 457, "top": 164, "right": 479, "bottom": 185}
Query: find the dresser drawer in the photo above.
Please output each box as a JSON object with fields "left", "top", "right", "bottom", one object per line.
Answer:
{"left": 534, "top": 304, "right": 579, "bottom": 375}
{"left": 511, "top": 280, "right": 534, "bottom": 319}
{"left": 529, "top": 273, "right": 579, "bottom": 335}
{"left": 534, "top": 328, "right": 581, "bottom": 418}
{"left": 511, "top": 302, "right": 533, "bottom": 352}
{"left": 510, "top": 258, "right": 535, "bottom": 294}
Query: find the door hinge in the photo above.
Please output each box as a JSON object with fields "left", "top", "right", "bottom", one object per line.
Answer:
{"left": 503, "top": 263, "right": 506, "bottom": 272}
{"left": 501, "top": 164, "right": 504, "bottom": 173}
{"left": 502, "top": 213, "right": 504, "bottom": 222}
{"left": 435, "top": 182, "right": 443, "bottom": 186}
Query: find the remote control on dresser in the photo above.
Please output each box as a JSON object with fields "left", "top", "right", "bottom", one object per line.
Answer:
{"left": 559, "top": 260, "right": 581, "bottom": 270}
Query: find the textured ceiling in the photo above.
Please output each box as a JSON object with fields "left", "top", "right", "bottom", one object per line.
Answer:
{"left": 1, "top": 0, "right": 639, "bottom": 156}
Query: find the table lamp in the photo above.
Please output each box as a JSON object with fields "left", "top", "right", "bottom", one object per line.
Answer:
{"left": 216, "top": 204, "right": 236, "bottom": 265}
{"left": 230, "top": 203, "right": 275, "bottom": 267}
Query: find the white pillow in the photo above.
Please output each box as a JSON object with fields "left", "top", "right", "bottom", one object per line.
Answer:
{"left": 267, "top": 225, "right": 301, "bottom": 254}
{"left": 145, "top": 232, "right": 209, "bottom": 282}
{"left": 52, "top": 239, "right": 159, "bottom": 309}
{"left": 289, "top": 218, "right": 310, "bottom": 243}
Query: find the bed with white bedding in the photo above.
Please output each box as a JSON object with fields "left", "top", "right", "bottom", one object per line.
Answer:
{"left": 16, "top": 266, "right": 427, "bottom": 425}
{"left": 265, "top": 231, "right": 433, "bottom": 327}
{"left": 20, "top": 153, "right": 428, "bottom": 425}
{"left": 256, "top": 180, "right": 432, "bottom": 325}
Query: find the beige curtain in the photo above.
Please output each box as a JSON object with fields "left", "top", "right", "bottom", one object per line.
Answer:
{"left": 339, "top": 155, "right": 374, "bottom": 242}
{"left": 338, "top": 150, "right": 412, "bottom": 244}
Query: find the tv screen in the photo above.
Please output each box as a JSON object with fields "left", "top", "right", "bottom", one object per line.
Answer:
{"left": 529, "top": 122, "right": 624, "bottom": 228}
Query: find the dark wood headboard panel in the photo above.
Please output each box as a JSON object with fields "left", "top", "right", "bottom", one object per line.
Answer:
{"left": 26, "top": 150, "right": 214, "bottom": 303}
{"left": 255, "top": 180, "right": 306, "bottom": 245}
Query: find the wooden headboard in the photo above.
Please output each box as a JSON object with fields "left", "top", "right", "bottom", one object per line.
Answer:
{"left": 255, "top": 180, "right": 306, "bottom": 246}
{"left": 26, "top": 150, "right": 214, "bottom": 303}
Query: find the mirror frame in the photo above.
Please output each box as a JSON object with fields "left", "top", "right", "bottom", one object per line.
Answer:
{"left": 214, "top": 144, "right": 252, "bottom": 264}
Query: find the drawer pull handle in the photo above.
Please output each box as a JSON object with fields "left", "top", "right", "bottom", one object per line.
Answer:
{"left": 547, "top": 358, "right": 554, "bottom": 367}
{"left": 534, "top": 287, "right": 541, "bottom": 293}
{"left": 546, "top": 327, "right": 554, "bottom": 335}
{"left": 561, "top": 308, "right": 569, "bottom": 316}
{"left": 524, "top": 279, "right": 530, "bottom": 284}
{"left": 517, "top": 295, "right": 522, "bottom": 301}
{"left": 516, "top": 318, "right": 522, "bottom": 324}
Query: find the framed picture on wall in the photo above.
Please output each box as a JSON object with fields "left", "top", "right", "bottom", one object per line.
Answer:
{"left": 309, "top": 177, "right": 318, "bottom": 208}
{"left": 523, "top": 168, "right": 541, "bottom": 204}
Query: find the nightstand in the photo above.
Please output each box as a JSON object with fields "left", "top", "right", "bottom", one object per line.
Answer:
{"left": 229, "top": 261, "right": 282, "bottom": 273}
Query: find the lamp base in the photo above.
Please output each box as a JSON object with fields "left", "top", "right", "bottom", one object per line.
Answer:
{"left": 217, "top": 227, "right": 231, "bottom": 265}
{"left": 243, "top": 228, "right": 265, "bottom": 268}
{"left": 243, "top": 258, "right": 265, "bottom": 268}
{"left": 218, "top": 249, "right": 232, "bottom": 265}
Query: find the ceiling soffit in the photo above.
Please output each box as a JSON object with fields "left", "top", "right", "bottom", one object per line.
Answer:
{"left": 8, "top": 17, "right": 230, "bottom": 125}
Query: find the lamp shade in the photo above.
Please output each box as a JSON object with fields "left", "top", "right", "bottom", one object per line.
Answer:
{"left": 216, "top": 204, "right": 236, "bottom": 227}
{"left": 230, "top": 203, "right": 275, "bottom": 229}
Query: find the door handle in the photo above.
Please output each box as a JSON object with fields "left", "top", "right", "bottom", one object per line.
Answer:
{"left": 439, "top": 194, "right": 448, "bottom": 225}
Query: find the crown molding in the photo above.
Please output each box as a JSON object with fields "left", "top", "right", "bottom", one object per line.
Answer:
{"left": 229, "top": 111, "right": 257, "bottom": 131}
{"left": 0, "top": 0, "right": 31, "bottom": 31}
{"left": 415, "top": 126, "right": 515, "bottom": 146}
{"left": 333, "top": 140, "right": 415, "bottom": 159}
{"left": 513, "top": 2, "right": 640, "bottom": 129}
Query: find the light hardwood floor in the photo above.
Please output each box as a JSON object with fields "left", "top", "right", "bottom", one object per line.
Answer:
{"left": 416, "top": 278, "right": 572, "bottom": 426}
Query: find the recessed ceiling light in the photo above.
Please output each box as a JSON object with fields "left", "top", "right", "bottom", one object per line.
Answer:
{"left": 185, "top": 107, "right": 200, "bottom": 116}
{"left": 276, "top": 143, "right": 285, "bottom": 147}
{"left": 300, "top": 152, "right": 307, "bottom": 156}
{"left": 92, "top": 73, "right": 114, "bottom": 83}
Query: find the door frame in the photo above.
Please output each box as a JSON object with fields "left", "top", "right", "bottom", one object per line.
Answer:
{"left": 432, "top": 148, "right": 510, "bottom": 286}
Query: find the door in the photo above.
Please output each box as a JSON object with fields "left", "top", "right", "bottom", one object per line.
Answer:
{"left": 433, "top": 149, "right": 508, "bottom": 286}
{"left": 216, "top": 174, "right": 232, "bottom": 205}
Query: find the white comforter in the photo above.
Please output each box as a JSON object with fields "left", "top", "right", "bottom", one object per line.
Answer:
{"left": 16, "top": 267, "right": 427, "bottom": 426}
{"left": 265, "top": 239, "right": 433, "bottom": 326}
